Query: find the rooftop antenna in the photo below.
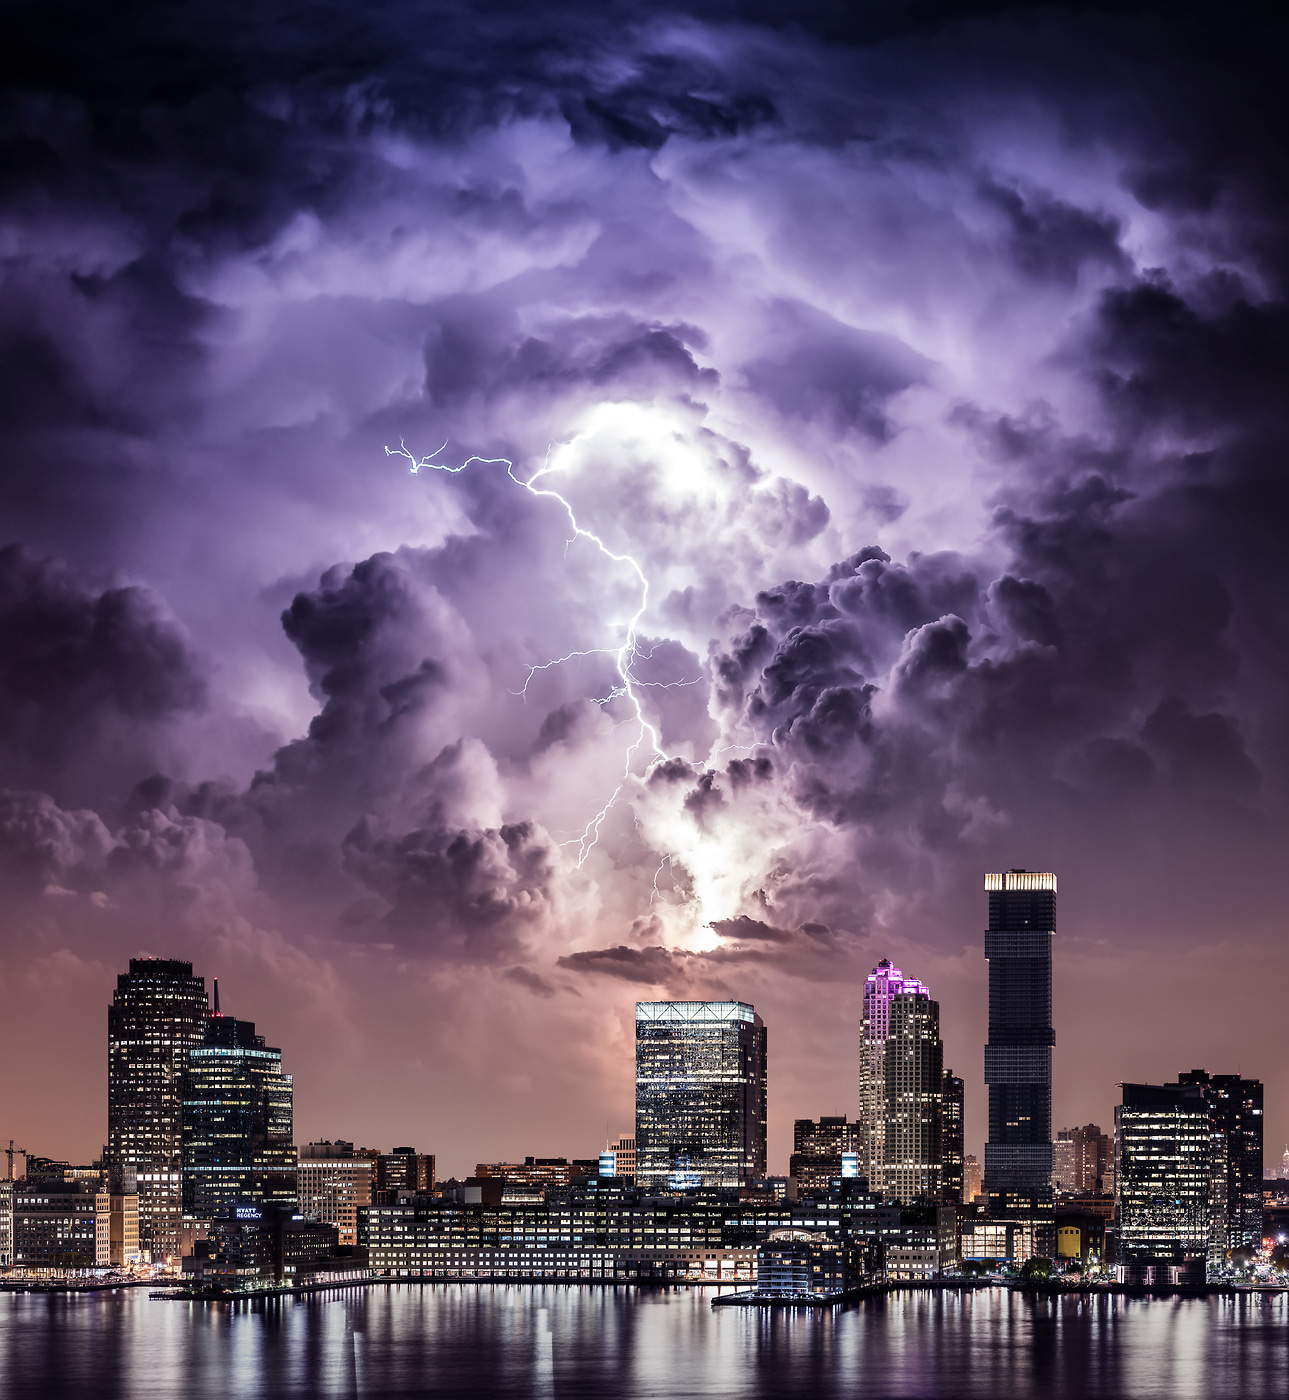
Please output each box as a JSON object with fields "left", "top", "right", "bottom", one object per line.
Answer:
{"left": 213, "top": 978, "right": 221, "bottom": 1016}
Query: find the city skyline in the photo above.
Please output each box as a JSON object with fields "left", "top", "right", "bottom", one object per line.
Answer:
{"left": 2, "top": 0, "right": 1289, "bottom": 1200}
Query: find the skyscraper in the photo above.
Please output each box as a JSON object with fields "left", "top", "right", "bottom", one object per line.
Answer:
{"left": 182, "top": 988, "right": 295, "bottom": 1218}
{"left": 883, "top": 988, "right": 944, "bottom": 1203}
{"left": 635, "top": 1000, "right": 767, "bottom": 1190}
{"left": 107, "top": 958, "right": 210, "bottom": 1261}
{"left": 983, "top": 871, "right": 1055, "bottom": 1228}
{"left": 858, "top": 960, "right": 929, "bottom": 1192}
{"left": 1175, "top": 1071, "right": 1264, "bottom": 1255}
{"left": 1116, "top": 1082, "right": 1211, "bottom": 1267}
{"left": 941, "top": 1070, "right": 965, "bottom": 1204}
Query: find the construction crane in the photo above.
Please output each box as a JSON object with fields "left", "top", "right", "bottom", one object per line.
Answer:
{"left": 5, "top": 1140, "right": 27, "bottom": 1181}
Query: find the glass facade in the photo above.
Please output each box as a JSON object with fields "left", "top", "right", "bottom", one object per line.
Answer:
{"left": 790, "top": 1116, "right": 858, "bottom": 1195}
{"left": 635, "top": 1001, "right": 767, "bottom": 1190}
{"left": 1176, "top": 1070, "right": 1264, "bottom": 1254}
{"left": 983, "top": 871, "right": 1055, "bottom": 1221}
{"left": 182, "top": 1010, "right": 295, "bottom": 1217}
{"left": 106, "top": 958, "right": 210, "bottom": 1261}
{"left": 1116, "top": 1082, "right": 1211, "bottom": 1263}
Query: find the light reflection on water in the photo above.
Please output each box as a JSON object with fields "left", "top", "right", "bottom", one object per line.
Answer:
{"left": 1, "top": 1285, "right": 1287, "bottom": 1398}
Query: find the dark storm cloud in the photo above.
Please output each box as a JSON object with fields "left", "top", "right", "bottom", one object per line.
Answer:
{"left": 4, "top": 0, "right": 1289, "bottom": 1168}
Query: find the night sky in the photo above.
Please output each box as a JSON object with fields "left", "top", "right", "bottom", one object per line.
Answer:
{"left": 2, "top": 0, "right": 1287, "bottom": 1179}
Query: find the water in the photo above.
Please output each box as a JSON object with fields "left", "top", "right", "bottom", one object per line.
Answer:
{"left": 2, "top": 1284, "right": 1288, "bottom": 1398}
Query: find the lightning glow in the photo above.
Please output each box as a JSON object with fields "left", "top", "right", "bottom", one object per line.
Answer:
{"left": 386, "top": 436, "right": 696, "bottom": 867}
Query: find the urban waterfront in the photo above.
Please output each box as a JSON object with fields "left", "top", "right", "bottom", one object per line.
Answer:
{"left": 3, "top": 1286, "right": 1288, "bottom": 1399}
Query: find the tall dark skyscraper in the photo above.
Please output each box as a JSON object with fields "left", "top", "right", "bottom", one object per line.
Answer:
{"left": 983, "top": 870, "right": 1055, "bottom": 1229}
{"left": 635, "top": 1000, "right": 767, "bottom": 1190}
{"left": 182, "top": 986, "right": 296, "bottom": 1218}
{"left": 941, "top": 1069, "right": 965, "bottom": 1204}
{"left": 1175, "top": 1070, "right": 1264, "bottom": 1255}
{"left": 107, "top": 958, "right": 210, "bottom": 1261}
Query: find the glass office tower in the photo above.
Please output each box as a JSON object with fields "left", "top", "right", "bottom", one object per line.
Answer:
{"left": 635, "top": 1001, "right": 767, "bottom": 1190}
{"left": 1116, "top": 1082, "right": 1212, "bottom": 1264}
{"left": 882, "top": 989, "right": 944, "bottom": 1203}
{"left": 983, "top": 871, "right": 1056, "bottom": 1227}
{"left": 107, "top": 958, "right": 210, "bottom": 1262}
{"left": 182, "top": 995, "right": 295, "bottom": 1217}
{"left": 1176, "top": 1070, "right": 1264, "bottom": 1254}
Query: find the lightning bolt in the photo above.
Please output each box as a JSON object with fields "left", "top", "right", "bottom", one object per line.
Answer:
{"left": 386, "top": 438, "right": 700, "bottom": 867}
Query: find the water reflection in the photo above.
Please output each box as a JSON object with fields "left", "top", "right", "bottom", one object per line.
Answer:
{"left": 1, "top": 1285, "right": 1286, "bottom": 1398}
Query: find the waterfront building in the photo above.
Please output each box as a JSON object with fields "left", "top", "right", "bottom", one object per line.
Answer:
{"left": 12, "top": 1180, "right": 98, "bottom": 1271}
{"left": 983, "top": 871, "right": 1056, "bottom": 1233}
{"left": 635, "top": 1001, "right": 767, "bottom": 1190}
{"left": 1116, "top": 1082, "right": 1211, "bottom": 1266}
{"left": 0, "top": 1179, "right": 12, "bottom": 1266}
{"left": 107, "top": 958, "right": 211, "bottom": 1262}
{"left": 1176, "top": 1070, "right": 1264, "bottom": 1254}
{"left": 94, "top": 1191, "right": 140, "bottom": 1267}
{"left": 858, "top": 961, "right": 929, "bottom": 1194}
{"left": 182, "top": 991, "right": 295, "bottom": 1218}
{"left": 298, "top": 1141, "right": 373, "bottom": 1246}
{"left": 754, "top": 1230, "right": 862, "bottom": 1296}
{"left": 942, "top": 1071, "right": 965, "bottom": 1203}
{"left": 789, "top": 1116, "right": 858, "bottom": 1195}
{"left": 963, "top": 1154, "right": 982, "bottom": 1204}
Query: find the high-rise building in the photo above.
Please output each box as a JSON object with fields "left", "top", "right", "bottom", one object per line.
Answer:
{"left": 297, "top": 1142, "right": 373, "bottom": 1247}
{"left": 942, "top": 1071, "right": 965, "bottom": 1204}
{"left": 0, "top": 1180, "right": 13, "bottom": 1266}
{"left": 95, "top": 1191, "right": 140, "bottom": 1267}
{"left": 1116, "top": 1082, "right": 1211, "bottom": 1266}
{"left": 635, "top": 1001, "right": 767, "bottom": 1190}
{"left": 182, "top": 989, "right": 295, "bottom": 1218}
{"left": 963, "top": 1154, "right": 983, "bottom": 1204}
{"left": 858, "top": 961, "right": 929, "bottom": 1192}
{"left": 606, "top": 1135, "right": 636, "bottom": 1185}
{"left": 883, "top": 989, "right": 944, "bottom": 1203}
{"left": 107, "top": 958, "right": 210, "bottom": 1261}
{"left": 790, "top": 1116, "right": 859, "bottom": 1194}
{"left": 1175, "top": 1071, "right": 1264, "bottom": 1255}
{"left": 983, "top": 871, "right": 1055, "bottom": 1227}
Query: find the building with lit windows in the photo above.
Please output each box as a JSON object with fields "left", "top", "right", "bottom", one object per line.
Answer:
{"left": 942, "top": 1071, "right": 965, "bottom": 1204}
{"left": 95, "top": 1191, "right": 140, "bottom": 1267}
{"left": 983, "top": 871, "right": 1056, "bottom": 1239}
{"left": 106, "top": 958, "right": 210, "bottom": 1262}
{"left": 376, "top": 1148, "right": 435, "bottom": 1198}
{"left": 1116, "top": 1082, "right": 1211, "bottom": 1267}
{"left": 883, "top": 990, "right": 943, "bottom": 1203}
{"left": 298, "top": 1141, "right": 373, "bottom": 1246}
{"left": 790, "top": 1117, "right": 859, "bottom": 1195}
{"left": 963, "top": 1155, "right": 982, "bottom": 1204}
{"left": 635, "top": 1001, "right": 767, "bottom": 1190}
{"left": 1176, "top": 1070, "right": 1264, "bottom": 1254}
{"left": 182, "top": 989, "right": 295, "bottom": 1217}
{"left": 0, "top": 1180, "right": 13, "bottom": 1266}
{"left": 859, "top": 961, "right": 929, "bottom": 1194}
{"left": 12, "top": 1181, "right": 98, "bottom": 1271}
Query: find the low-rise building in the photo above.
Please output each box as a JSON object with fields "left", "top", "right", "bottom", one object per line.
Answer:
{"left": 95, "top": 1192, "right": 140, "bottom": 1267}
{"left": 13, "top": 1181, "right": 98, "bottom": 1272}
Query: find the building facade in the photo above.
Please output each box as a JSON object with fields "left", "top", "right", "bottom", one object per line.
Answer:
{"left": 883, "top": 991, "right": 944, "bottom": 1203}
{"left": 182, "top": 999, "right": 295, "bottom": 1218}
{"left": 983, "top": 871, "right": 1056, "bottom": 1228}
{"left": 1176, "top": 1070, "right": 1264, "bottom": 1254}
{"left": 942, "top": 1071, "right": 965, "bottom": 1204}
{"left": 95, "top": 1191, "right": 140, "bottom": 1267}
{"left": 12, "top": 1181, "right": 98, "bottom": 1271}
{"left": 106, "top": 958, "right": 211, "bottom": 1262}
{"left": 790, "top": 1116, "right": 859, "bottom": 1195}
{"left": 376, "top": 1149, "right": 435, "bottom": 1197}
{"left": 298, "top": 1142, "right": 373, "bottom": 1247}
{"left": 963, "top": 1155, "right": 982, "bottom": 1204}
{"left": 635, "top": 1001, "right": 767, "bottom": 1190}
{"left": 1054, "top": 1124, "right": 1113, "bottom": 1196}
{"left": 1116, "top": 1082, "right": 1212, "bottom": 1266}
{"left": 858, "top": 961, "right": 929, "bottom": 1193}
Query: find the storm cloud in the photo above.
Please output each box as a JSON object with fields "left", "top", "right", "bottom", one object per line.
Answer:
{"left": 2, "top": 0, "right": 1288, "bottom": 1174}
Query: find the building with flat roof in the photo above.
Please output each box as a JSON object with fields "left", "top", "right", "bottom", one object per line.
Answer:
{"left": 182, "top": 987, "right": 295, "bottom": 1218}
{"left": 635, "top": 1001, "right": 767, "bottom": 1190}
{"left": 298, "top": 1142, "right": 373, "bottom": 1247}
{"left": 1176, "top": 1070, "right": 1264, "bottom": 1255}
{"left": 107, "top": 958, "right": 210, "bottom": 1262}
{"left": 983, "top": 872, "right": 1055, "bottom": 1238}
{"left": 1116, "top": 1082, "right": 1211, "bottom": 1266}
{"left": 942, "top": 1071, "right": 965, "bottom": 1204}
{"left": 790, "top": 1117, "right": 858, "bottom": 1196}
